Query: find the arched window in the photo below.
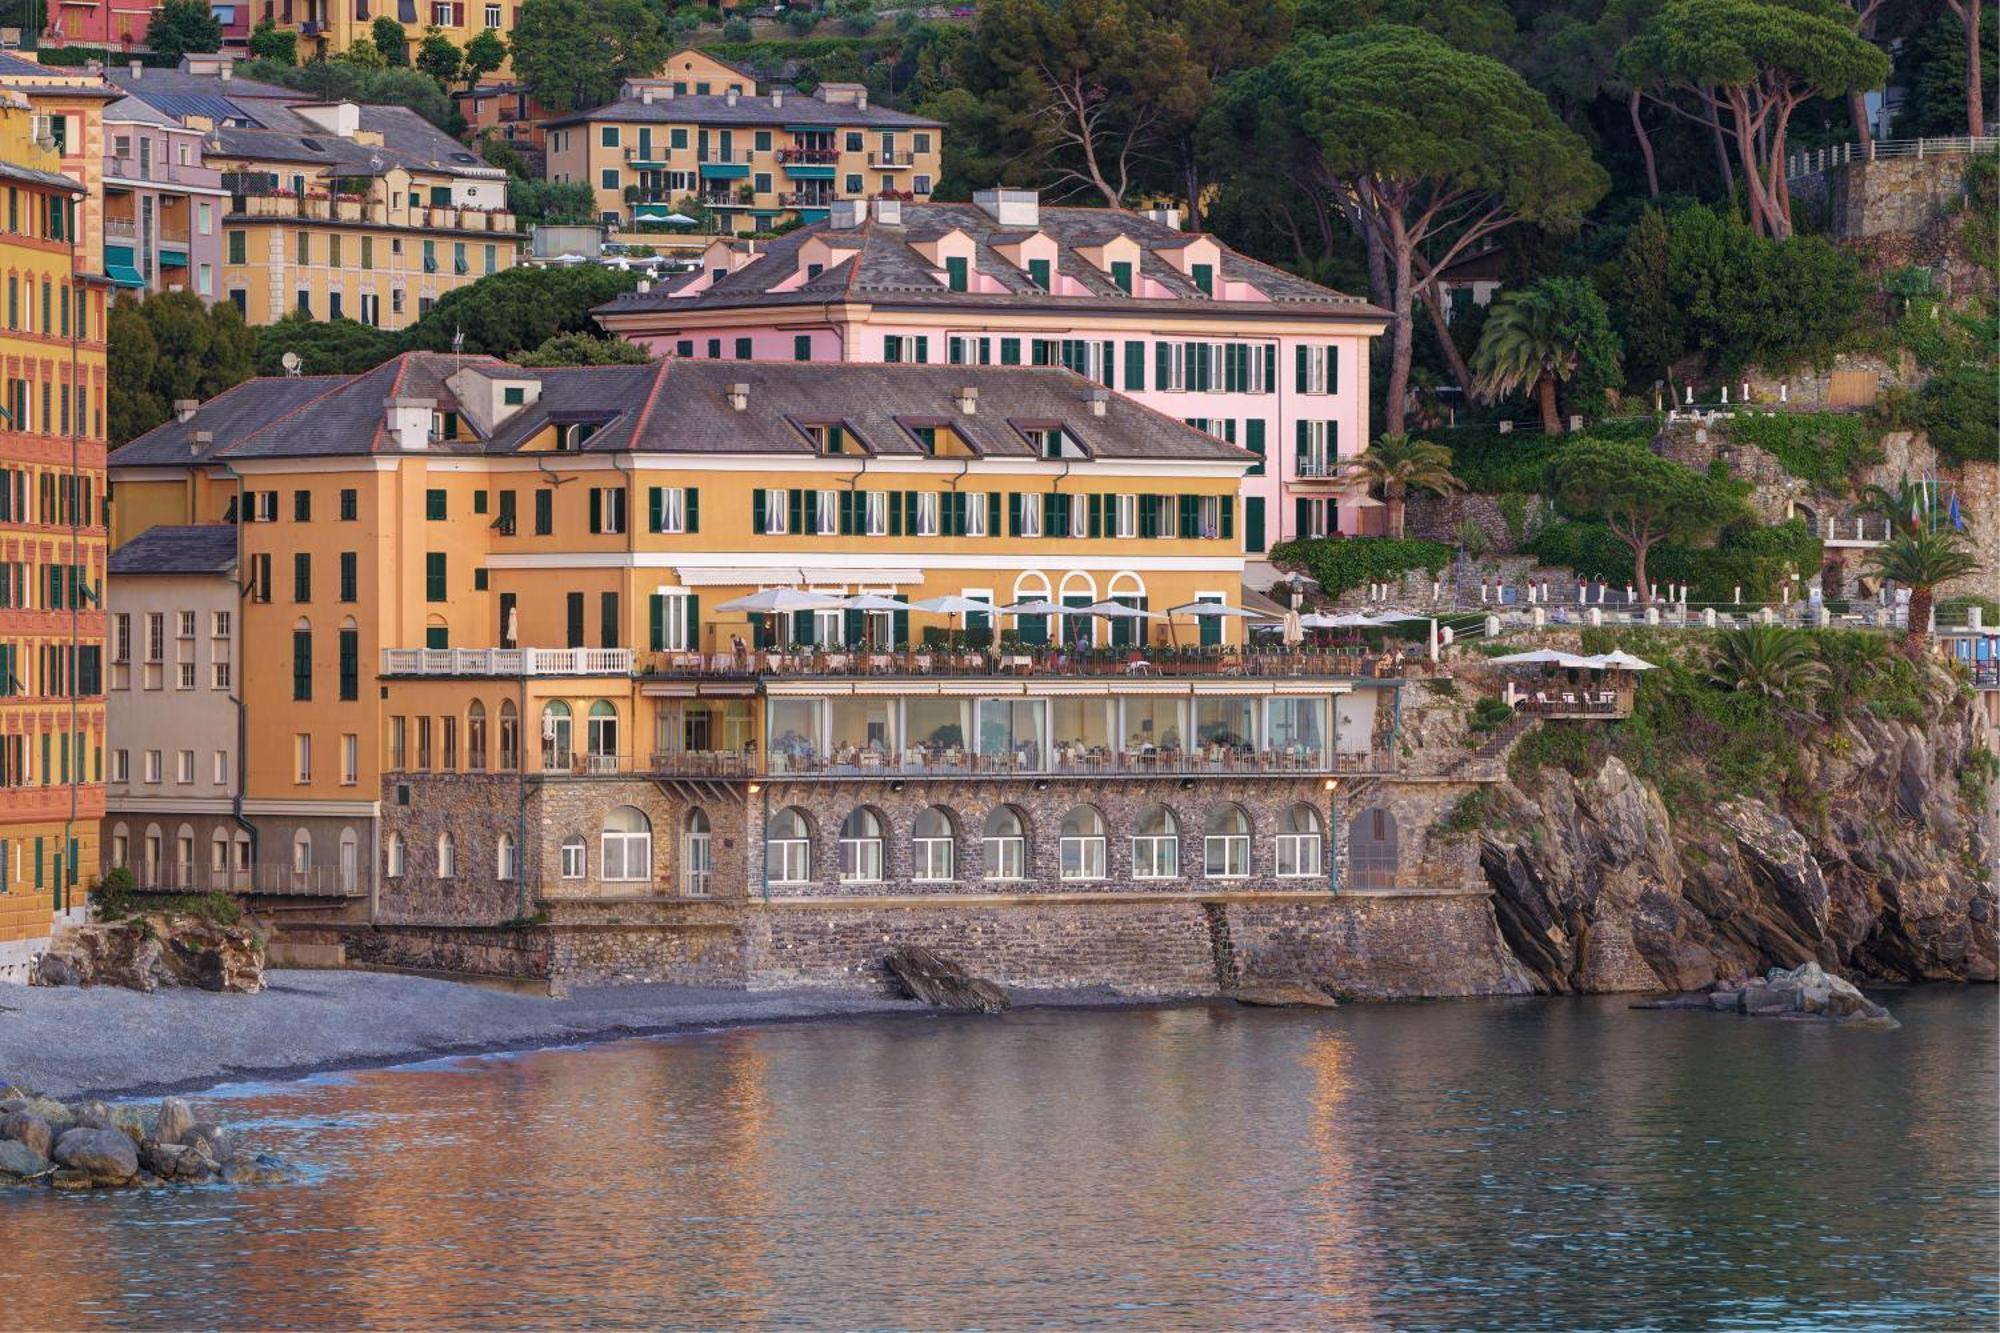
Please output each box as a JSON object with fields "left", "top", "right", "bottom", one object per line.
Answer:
{"left": 386, "top": 831, "right": 406, "bottom": 877}
{"left": 1131, "top": 803, "right": 1179, "bottom": 879}
{"left": 1011, "top": 571, "right": 1053, "bottom": 647}
{"left": 912, "top": 806, "right": 956, "bottom": 881}
{"left": 1204, "top": 804, "right": 1252, "bottom": 879}
{"left": 767, "top": 807, "right": 812, "bottom": 884}
{"left": 601, "top": 805, "right": 653, "bottom": 882}
{"left": 338, "top": 827, "right": 359, "bottom": 893}
{"left": 1276, "top": 804, "right": 1323, "bottom": 879}
{"left": 143, "top": 825, "right": 163, "bottom": 884}
{"left": 682, "top": 809, "right": 712, "bottom": 895}
{"left": 541, "top": 701, "right": 573, "bottom": 771}
{"left": 208, "top": 829, "right": 228, "bottom": 877}
{"left": 175, "top": 824, "right": 195, "bottom": 889}
{"left": 1058, "top": 571, "right": 1097, "bottom": 648}
{"left": 291, "top": 829, "right": 313, "bottom": 874}
{"left": 838, "top": 807, "right": 883, "bottom": 883}
{"left": 1059, "top": 805, "right": 1105, "bottom": 881}
{"left": 497, "top": 832, "right": 517, "bottom": 881}
{"left": 1348, "top": 806, "right": 1399, "bottom": 891}
{"left": 586, "top": 701, "right": 619, "bottom": 771}
{"left": 498, "top": 699, "right": 520, "bottom": 771}
{"left": 467, "top": 700, "right": 488, "bottom": 772}
{"left": 560, "top": 834, "right": 586, "bottom": 879}
{"left": 982, "top": 805, "right": 1026, "bottom": 880}
{"left": 437, "top": 831, "right": 457, "bottom": 879}
{"left": 424, "top": 613, "right": 449, "bottom": 650}
{"left": 110, "top": 822, "right": 129, "bottom": 871}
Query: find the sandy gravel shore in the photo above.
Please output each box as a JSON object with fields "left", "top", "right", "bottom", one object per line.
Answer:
{"left": 0, "top": 970, "right": 1081, "bottom": 1100}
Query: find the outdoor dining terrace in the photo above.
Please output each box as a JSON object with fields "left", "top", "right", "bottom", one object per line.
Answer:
{"left": 636, "top": 645, "right": 1428, "bottom": 682}
{"left": 571, "top": 742, "right": 1400, "bottom": 781}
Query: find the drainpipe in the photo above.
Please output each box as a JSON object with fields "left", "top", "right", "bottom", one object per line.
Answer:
{"left": 217, "top": 459, "right": 259, "bottom": 883}
{"left": 515, "top": 670, "right": 528, "bottom": 920}
{"left": 62, "top": 189, "right": 81, "bottom": 917}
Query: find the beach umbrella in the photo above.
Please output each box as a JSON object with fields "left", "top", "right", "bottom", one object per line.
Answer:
{"left": 1165, "top": 601, "right": 1272, "bottom": 618}
{"left": 1000, "top": 599, "right": 1068, "bottom": 616}
{"left": 1588, "top": 649, "right": 1658, "bottom": 671}
{"left": 912, "top": 594, "right": 995, "bottom": 649}
{"left": 714, "top": 588, "right": 845, "bottom": 614}
{"left": 1488, "top": 649, "right": 1589, "bottom": 666}
{"left": 662, "top": 212, "right": 697, "bottom": 225}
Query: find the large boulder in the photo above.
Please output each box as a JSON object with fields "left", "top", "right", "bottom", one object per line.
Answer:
{"left": 0, "top": 1139, "right": 50, "bottom": 1180}
{"left": 883, "top": 946, "right": 1010, "bottom": 1013}
{"left": 31, "top": 913, "right": 264, "bottom": 993}
{"left": 51, "top": 1127, "right": 139, "bottom": 1185}
{"left": 0, "top": 1111, "right": 54, "bottom": 1159}
{"left": 1232, "top": 983, "right": 1339, "bottom": 1008}
{"left": 156, "top": 1097, "right": 196, "bottom": 1145}
{"left": 181, "top": 1123, "right": 237, "bottom": 1165}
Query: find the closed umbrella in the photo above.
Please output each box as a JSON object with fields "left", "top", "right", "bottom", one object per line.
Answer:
{"left": 1282, "top": 608, "right": 1304, "bottom": 646}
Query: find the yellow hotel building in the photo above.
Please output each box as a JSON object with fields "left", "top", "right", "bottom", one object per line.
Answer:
{"left": 545, "top": 49, "right": 942, "bottom": 235}
{"left": 262, "top": 0, "right": 518, "bottom": 70}
{"left": 107, "top": 61, "right": 518, "bottom": 329}
{"left": 110, "top": 353, "right": 1442, "bottom": 990}
{"left": 0, "top": 90, "right": 110, "bottom": 980}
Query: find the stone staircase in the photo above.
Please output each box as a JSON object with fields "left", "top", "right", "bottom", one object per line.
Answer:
{"left": 1448, "top": 714, "right": 1538, "bottom": 778}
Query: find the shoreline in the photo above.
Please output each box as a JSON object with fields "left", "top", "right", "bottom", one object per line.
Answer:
{"left": 0, "top": 969, "right": 1183, "bottom": 1102}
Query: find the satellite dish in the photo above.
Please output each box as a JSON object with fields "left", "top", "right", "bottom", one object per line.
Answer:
{"left": 280, "top": 351, "right": 303, "bottom": 376}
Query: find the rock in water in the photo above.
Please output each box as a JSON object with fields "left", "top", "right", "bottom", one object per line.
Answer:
{"left": 883, "top": 946, "right": 1010, "bottom": 1013}
{"left": 52, "top": 1128, "right": 139, "bottom": 1185}
{"left": 156, "top": 1097, "right": 195, "bottom": 1145}
{"left": 0, "top": 1111, "right": 54, "bottom": 1160}
{"left": 0, "top": 1139, "right": 50, "bottom": 1180}
{"left": 1232, "top": 983, "right": 1339, "bottom": 1008}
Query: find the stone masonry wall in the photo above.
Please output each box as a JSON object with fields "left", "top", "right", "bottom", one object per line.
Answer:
{"left": 377, "top": 774, "right": 531, "bottom": 924}
{"left": 1224, "top": 894, "right": 1533, "bottom": 998}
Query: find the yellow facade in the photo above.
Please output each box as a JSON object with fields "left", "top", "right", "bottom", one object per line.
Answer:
{"left": 275, "top": 0, "right": 519, "bottom": 73}
{"left": 545, "top": 54, "right": 942, "bottom": 234}
{"left": 0, "top": 91, "right": 109, "bottom": 970}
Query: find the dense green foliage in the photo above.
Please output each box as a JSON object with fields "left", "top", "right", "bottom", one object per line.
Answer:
{"left": 236, "top": 58, "right": 461, "bottom": 133}
{"left": 1550, "top": 438, "right": 1749, "bottom": 594}
{"left": 1528, "top": 515, "right": 1820, "bottom": 603}
{"left": 510, "top": 0, "right": 676, "bottom": 111}
{"left": 251, "top": 313, "right": 403, "bottom": 377}
{"left": 108, "top": 293, "right": 255, "bottom": 445}
{"left": 246, "top": 19, "right": 298, "bottom": 64}
{"left": 1471, "top": 276, "right": 1622, "bottom": 430}
{"left": 144, "top": 0, "right": 222, "bottom": 62}
{"left": 509, "top": 332, "right": 653, "bottom": 366}
{"left": 1916, "top": 364, "right": 1998, "bottom": 465}
{"left": 1442, "top": 417, "right": 1656, "bottom": 494}
{"left": 1725, "top": 412, "right": 1878, "bottom": 488}
{"left": 1268, "top": 536, "right": 1453, "bottom": 596}
{"left": 403, "top": 265, "right": 641, "bottom": 356}
{"left": 507, "top": 178, "right": 598, "bottom": 227}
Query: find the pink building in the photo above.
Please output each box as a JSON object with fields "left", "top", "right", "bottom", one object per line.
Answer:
{"left": 42, "top": 3, "right": 249, "bottom": 51}
{"left": 595, "top": 190, "right": 1390, "bottom": 568}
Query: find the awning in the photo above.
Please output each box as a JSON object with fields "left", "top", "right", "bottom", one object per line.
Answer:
{"left": 699, "top": 163, "right": 749, "bottom": 180}
{"left": 799, "top": 209, "right": 829, "bottom": 223}
{"left": 158, "top": 250, "right": 188, "bottom": 267}
{"left": 681, "top": 566, "right": 806, "bottom": 587}
{"left": 783, "top": 124, "right": 837, "bottom": 133}
{"left": 104, "top": 262, "right": 144, "bottom": 287}
{"left": 783, "top": 165, "right": 835, "bottom": 180}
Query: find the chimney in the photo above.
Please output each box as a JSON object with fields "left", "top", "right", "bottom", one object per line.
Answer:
{"left": 726, "top": 382, "right": 750, "bottom": 411}
{"left": 856, "top": 89, "right": 867, "bottom": 110}
{"left": 173, "top": 398, "right": 199, "bottom": 423}
{"left": 973, "top": 188, "right": 1038, "bottom": 228}
{"left": 873, "top": 196, "right": 901, "bottom": 226}
{"left": 955, "top": 386, "right": 978, "bottom": 416}
{"left": 384, "top": 397, "right": 436, "bottom": 451}
{"left": 636, "top": 279, "right": 651, "bottom": 294}
{"left": 219, "top": 63, "right": 231, "bottom": 81}
{"left": 189, "top": 430, "right": 213, "bottom": 455}
{"left": 829, "top": 198, "right": 867, "bottom": 229}
{"left": 641, "top": 86, "right": 654, "bottom": 105}
{"left": 725, "top": 88, "right": 738, "bottom": 107}
{"left": 128, "top": 60, "right": 142, "bottom": 79}
{"left": 1142, "top": 206, "right": 1181, "bottom": 231}
{"left": 1085, "top": 388, "right": 1110, "bottom": 417}
{"left": 771, "top": 88, "right": 784, "bottom": 108}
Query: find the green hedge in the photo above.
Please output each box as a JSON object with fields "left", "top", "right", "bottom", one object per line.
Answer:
{"left": 1269, "top": 537, "right": 1452, "bottom": 597}
{"left": 1443, "top": 416, "right": 1658, "bottom": 495}
{"left": 1725, "top": 413, "right": 1879, "bottom": 488}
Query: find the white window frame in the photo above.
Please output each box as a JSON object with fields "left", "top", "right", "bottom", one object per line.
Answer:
{"left": 1059, "top": 833, "right": 1104, "bottom": 881}
{"left": 112, "top": 613, "right": 130, "bottom": 663}
{"left": 341, "top": 733, "right": 358, "bottom": 786}
{"left": 144, "top": 750, "right": 162, "bottom": 784}
{"left": 658, "top": 486, "right": 687, "bottom": 533}
{"left": 213, "top": 749, "right": 228, "bottom": 785}
{"left": 816, "top": 489, "right": 838, "bottom": 536}
{"left": 212, "top": 661, "right": 232, "bottom": 690}
{"left": 838, "top": 814, "right": 883, "bottom": 883}
{"left": 915, "top": 491, "right": 940, "bottom": 537}
{"left": 1131, "top": 833, "right": 1179, "bottom": 880}
{"left": 864, "top": 490, "right": 888, "bottom": 537}
{"left": 600, "top": 821, "right": 652, "bottom": 882}
{"left": 765, "top": 488, "right": 789, "bottom": 534}
{"left": 1204, "top": 834, "right": 1250, "bottom": 879}
{"left": 1019, "top": 492, "right": 1042, "bottom": 538}
{"left": 111, "top": 749, "right": 129, "bottom": 783}
{"left": 1301, "top": 344, "right": 1333, "bottom": 395}
{"left": 560, "top": 836, "right": 586, "bottom": 879}
{"left": 387, "top": 832, "right": 406, "bottom": 878}
{"left": 1114, "top": 493, "right": 1137, "bottom": 540}
{"left": 176, "top": 749, "right": 194, "bottom": 784}
{"left": 964, "top": 493, "right": 988, "bottom": 537}
{"left": 1276, "top": 832, "right": 1322, "bottom": 878}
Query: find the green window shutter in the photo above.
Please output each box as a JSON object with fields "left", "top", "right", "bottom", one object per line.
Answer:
{"left": 292, "top": 630, "right": 312, "bottom": 701}
{"left": 894, "top": 596, "right": 909, "bottom": 649}
{"left": 839, "top": 489, "right": 855, "bottom": 536}
{"left": 844, "top": 607, "right": 864, "bottom": 645}
{"left": 1089, "top": 492, "right": 1103, "bottom": 538}
{"left": 1000, "top": 337, "right": 1020, "bottom": 365}
{"left": 914, "top": 336, "right": 928, "bottom": 364}
{"left": 566, "top": 592, "right": 585, "bottom": 647}
{"left": 1296, "top": 497, "right": 1310, "bottom": 539}
{"left": 1155, "top": 341, "right": 1170, "bottom": 389}
{"left": 686, "top": 488, "right": 698, "bottom": 533}
{"left": 1007, "top": 492, "right": 1022, "bottom": 537}
{"left": 687, "top": 594, "right": 699, "bottom": 651}
{"left": 1046, "top": 493, "right": 1063, "bottom": 539}
{"left": 1179, "top": 494, "right": 1198, "bottom": 535}
{"left": 339, "top": 629, "right": 358, "bottom": 701}
{"left": 425, "top": 552, "right": 446, "bottom": 602}
{"left": 588, "top": 489, "right": 602, "bottom": 533}
{"left": 1265, "top": 348, "right": 1276, "bottom": 393}
{"left": 946, "top": 255, "right": 967, "bottom": 291}
{"left": 1296, "top": 420, "right": 1310, "bottom": 463}
{"left": 1246, "top": 497, "right": 1266, "bottom": 553}
{"left": 1124, "top": 340, "right": 1145, "bottom": 390}
{"left": 794, "top": 334, "right": 811, "bottom": 361}
{"left": 1111, "top": 260, "right": 1131, "bottom": 293}
{"left": 788, "top": 488, "right": 804, "bottom": 535}
{"left": 1138, "top": 494, "right": 1155, "bottom": 539}
{"left": 601, "top": 591, "right": 619, "bottom": 648}
{"left": 1327, "top": 344, "right": 1339, "bottom": 395}
{"left": 987, "top": 491, "right": 1002, "bottom": 536}
{"left": 889, "top": 491, "right": 904, "bottom": 536}
{"left": 752, "top": 488, "right": 766, "bottom": 534}
{"left": 1246, "top": 419, "right": 1266, "bottom": 476}
{"left": 1028, "top": 257, "right": 1049, "bottom": 290}
{"left": 1296, "top": 343, "right": 1308, "bottom": 392}
{"left": 1329, "top": 420, "right": 1339, "bottom": 455}
{"left": 793, "top": 610, "right": 814, "bottom": 646}
{"left": 1221, "top": 496, "right": 1235, "bottom": 540}
{"left": 905, "top": 489, "right": 919, "bottom": 530}
{"left": 648, "top": 487, "right": 663, "bottom": 532}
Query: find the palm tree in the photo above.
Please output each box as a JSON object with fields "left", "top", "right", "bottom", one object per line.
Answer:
{"left": 1708, "top": 625, "right": 1830, "bottom": 713}
{"left": 1470, "top": 277, "right": 1622, "bottom": 436}
{"left": 1336, "top": 433, "right": 1464, "bottom": 539}
{"left": 1866, "top": 527, "right": 1982, "bottom": 644}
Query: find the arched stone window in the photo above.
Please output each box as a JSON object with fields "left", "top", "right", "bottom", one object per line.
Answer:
{"left": 586, "top": 700, "right": 619, "bottom": 771}
{"left": 682, "top": 809, "right": 712, "bottom": 895}
{"left": 110, "top": 822, "right": 129, "bottom": 871}
{"left": 208, "top": 829, "right": 228, "bottom": 878}
{"left": 600, "top": 805, "right": 652, "bottom": 882}
{"left": 436, "top": 831, "right": 457, "bottom": 879}
{"left": 174, "top": 824, "right": 195, "bottom": 889}
{"left": 1276, "top": 804, "right": 1324, "bottom": 879}
{"left": 982, "top": 805, "right": 1026, "bottom": 880}
{"left": 386, "top": 831, "right": 406, "bottom": 878}
{"left": 291, "top": 828, "right": 313, "bottom": 875}
{"left": 912, "top": 806, "right": 956, "bottom": 881}
{"left": 1059, "top": 805, "right": 1106, "bottom": 881}
{"left": 838, "top": 807, "right": 884, "bottom": 883}
{"left": 560, "top": 834, "right": 586, "bottom": 879}
{"left": 1204, "top": 804, "right": 1252, "bottom": 879}
{"left": 1348, "top": 806, "right": 1399, "bottom": 891}
{"left": 497, "top": 832, "right": 517, "bottom": 881}
{"left": 498, "top": 699, "right": 520, "bottom": 771}
{"left": 467, "top": 700, "right": 488, "bottom": 772}
{"left": 767, "top": 807, "right": 812, "bottom": 884}
{"left": 338, "top": 827, "right": 359, "bottom": 893}
{"left": 1131, "top": 803, "right": 1179, "bottom": 879}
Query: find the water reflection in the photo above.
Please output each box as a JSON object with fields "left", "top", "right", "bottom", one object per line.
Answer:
{"left": 0, "top": 991, "right": 1993, "bottom": 1330}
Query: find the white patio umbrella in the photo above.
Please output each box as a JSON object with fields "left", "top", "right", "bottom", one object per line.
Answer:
{"left": 1489, "top": 649, "right": 1598, "bottom": 668}
{"left": 1076, "top": 600, "right": 1162, "bottom": 619}
{"left": 661, "top": 212, "right": 697, "bottom": 226}
{"left": 912, "top": 594, "right": 997, "bottom": 650}
{"left": 1000, "top": 599, "right": 1068, "bottom": 616}
{"left": 1586, "top": 649, "right": 1658, "bottom": 671}
{"left": 1166, "top": 601, "right": 1272, "bottom": 618}
{"left": 714, "top": 588, "right": 845, "bottom": 614}
{"left": 1281, "top": 608, "right": 1304, "bottom": 646}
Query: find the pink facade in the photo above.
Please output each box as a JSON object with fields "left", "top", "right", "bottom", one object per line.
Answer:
{"left": 43, "top": 2, "right": 248, "bottom": 50}
{"left": 599, "top": 194, "right": 1387, "bottom": 564}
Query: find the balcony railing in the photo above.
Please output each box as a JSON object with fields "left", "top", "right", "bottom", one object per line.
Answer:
{"left": 869, "top": 151, "right": 915, "bottom": 168}
{"left": 1507, "top": 689, "right": 1633, "bottom": 719}
{"left": 779, "top": 191, "right": 837, "bottom": 208}
{"left": 637, "top": 647, "right": 1422, "bottom": 682}
{"left": 1817, "top": 515, "right": 1893, "bottom": 546}
{"left": 383, "top": 647, "right": 634, "bottom": 676}
{"left": 766, "top": 745, "right": 1396, "bottom": 779}
{"left": 1293, "top": 456, "right": 1343, "bottom": 480}
{"left": 129, "top": 864, "right": 359, "bottom": 896}
{"left": 541, "top": 747, "right": 629, "bottom": 775}
{"left": 778, "top": 146, "right": 840, "bottom": 164}
{"left": 103, "top": 216, "right": 136, "bottom": 239}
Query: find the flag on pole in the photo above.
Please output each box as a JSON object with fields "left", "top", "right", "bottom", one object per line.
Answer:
{"left": 1950, "top": 491, "right": 1964, "bottom": 532}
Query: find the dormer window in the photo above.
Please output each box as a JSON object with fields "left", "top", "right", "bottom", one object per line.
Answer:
{"left": 807, "top": 423, "right": 849, "bottom": 455}
{"left": 558, "top": 421, "right": 599, "bottom": 451}
{"left": 912, "top": 426, "right": 936, "bottom": 454}
{"left": 1111, "top": 260, "right": 1132, "bottom": 294}
{"left": 945, "top": 255, "right": 968, "bottom": 292}
{"left": 807, "top": 262, "right": 823, "bottom": 279}
{"left": 1191, "top": 263, "right": 1214, "bottom": 296}
{"left": 503, "top": 386, "right": 525, "bottom": 406}
{"left": 430, "top": 410, "right": 459, "bottom": 441}
{"left": 1027, "top": 258, "right": 1050, "bottom": 291}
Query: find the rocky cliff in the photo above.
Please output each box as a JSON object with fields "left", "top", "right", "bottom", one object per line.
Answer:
{"left": 1477, "top": 662, "right": 1997, "bottom": 993}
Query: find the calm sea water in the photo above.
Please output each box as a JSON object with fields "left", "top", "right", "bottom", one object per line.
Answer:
{"left": 1, "top": 989, "right": 1993, "bottom": 1330}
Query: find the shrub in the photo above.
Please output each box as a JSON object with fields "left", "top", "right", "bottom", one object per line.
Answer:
{"left": 1467, "top": 695, "right": 1515, "bottom": 735}
{"left": 1916, "top": 364, "right": 1997, "bottom": 465}
{"left": 1268, "top": 537, "right": 1452, "bottom": 597}
{"left": 1726, "top": 413, "right": 1879, "bottom": 488}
